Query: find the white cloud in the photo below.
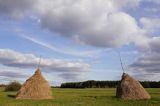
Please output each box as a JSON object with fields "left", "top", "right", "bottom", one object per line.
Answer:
{"left": 59, "top": 72, "right": 86, "bottom": 82}
{"left": 144, "top": 7, "right": 160, "bottom": 13}
{"left": 144, "top": 0, "right": 160, "bottom": 4}
{"left": 153, "top": 0, "right": 160, "bottom": 4}
{"left": 140, "top": 17, "right": 160, "bottom": 32}
{"left": 38, "top": 0, "right": 144, "bottom": 48}
{"left": 0, "top": 0, "right": 147, "bottom": 48}
{"left": 0, "top": 71, "right": 28, "bottom": 78}
{"left": 0, "top": 0, "right": 36, "bottom": 18}
{"left": 129, "top": 37, "right": 160, "bottom": 81}
{"left": 0, "top": 67, "right": 30, "bottom": 84}
{"left": 1, "top": 0, "right": 160, "bottom": 82}
{"left": 0, "top": 49, "right": 90, "bottom": 81}
{"left": 21, "top": 35, "right": 106, "bottom": 57}
{"left": 112, "top": 0, "right": 140, "bottom": 9}
{"left": 130, "top": 52, "right": 160, "bottom": 73}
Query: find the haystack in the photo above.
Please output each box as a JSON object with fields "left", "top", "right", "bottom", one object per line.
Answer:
{"left": 16, "top": 68, "right": 52, "bottom": 99}
{"left": 116, "top": 73, "right": 151, "bottom": 100}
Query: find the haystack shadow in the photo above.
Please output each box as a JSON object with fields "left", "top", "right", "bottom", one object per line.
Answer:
{"left": 8, "top": 94, "right": 16, "bottom": 98}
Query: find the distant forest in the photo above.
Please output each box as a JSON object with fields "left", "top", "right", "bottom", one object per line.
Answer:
{"left": 60, "top": 80, "right": 160, "bottom": 88}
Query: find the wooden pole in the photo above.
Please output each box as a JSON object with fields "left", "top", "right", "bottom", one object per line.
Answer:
{"left": 118, "top": 51, "right": 125, "bottom": 73}
{"left": 38, "top": 55, "right": 42, "bottom": 69}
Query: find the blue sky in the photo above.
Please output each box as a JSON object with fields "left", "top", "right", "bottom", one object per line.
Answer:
{"left": 0, "top": 0, "right": 160, "bottom": 86}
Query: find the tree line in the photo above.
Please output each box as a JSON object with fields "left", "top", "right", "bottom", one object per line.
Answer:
{"left": 60, "top": 80, "right": 160, "bottom": 88}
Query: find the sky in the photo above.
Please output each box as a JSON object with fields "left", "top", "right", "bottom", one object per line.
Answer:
{"left": 0, "top": 0, "right": 160, "bottom": 86}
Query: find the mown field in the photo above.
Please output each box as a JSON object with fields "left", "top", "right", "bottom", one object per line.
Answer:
{"left": 0, "top": 87, "right": 160, "bottom": 106}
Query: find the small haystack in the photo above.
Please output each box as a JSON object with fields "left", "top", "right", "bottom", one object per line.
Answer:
{"left": 116, "top": 73, "right": 151, "bottom": 100}
{"left": 16, "top": 68, "right": 52, "bottom": 99}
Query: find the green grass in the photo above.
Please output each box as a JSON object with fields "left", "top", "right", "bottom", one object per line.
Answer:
{"left": 0, "top": 87, "right": 160, "bottom": 106}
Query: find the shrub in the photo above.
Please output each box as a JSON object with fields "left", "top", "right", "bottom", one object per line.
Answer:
{"left": 5, "top": 81, "right": 21, "bottom": 91}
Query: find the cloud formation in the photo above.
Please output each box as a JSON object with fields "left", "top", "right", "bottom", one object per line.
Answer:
{"left": 38, "top": 0, "right": 145, "bottom": 48}
{"left": 0, "top": 0, "right": 148, "bottom": 48}
{"left": 0, "top": 71, "right": 28, "bottom": 78}
{"left": 140, "top": 17, "right": 160, "bottom": 33}
{"left": 0, "top": 49, "right": 90, "bottom": 81}
{"left": 0, "top": 0, "right": 36, "bottom": 18}
{"left": 130, "top": 37, "right": 160, "bottom": 80}
{"left": 144, "top": 0, "right": 160, "bottom": 4}
{"left": 59, "top": 72, "right": 86, "bottom": 82}
{"left": 21, "top": 35, "right": 106, "bottom": 57}
{"left": 0, "top": 0, "right": 160, "bottom": 82}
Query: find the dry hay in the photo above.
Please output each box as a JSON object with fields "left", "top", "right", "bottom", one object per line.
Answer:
{"left": 16, "top": 68, "right": 52, "bottom": 99}
{"left": 116, "top": 73, "right": 151, "bottom": 100}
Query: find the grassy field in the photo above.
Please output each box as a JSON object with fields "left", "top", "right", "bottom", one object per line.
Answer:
{"left": 0, "top": 87, "right": 160, "bottom": 106}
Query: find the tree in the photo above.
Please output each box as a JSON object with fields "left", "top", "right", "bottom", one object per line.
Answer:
{"left": 5, "top": 81, "right": 21, "bottom": 91}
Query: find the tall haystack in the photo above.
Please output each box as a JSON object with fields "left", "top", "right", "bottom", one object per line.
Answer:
{"left": 16, "top": 68, "right": 52, "bottom": 99}
{"left": 116, "top": 73, "right": 151, "bottom": 100}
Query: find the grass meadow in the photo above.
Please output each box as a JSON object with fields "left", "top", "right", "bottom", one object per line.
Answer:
{"left": 0, "top": 87, "right": 160, "bottom": 106}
